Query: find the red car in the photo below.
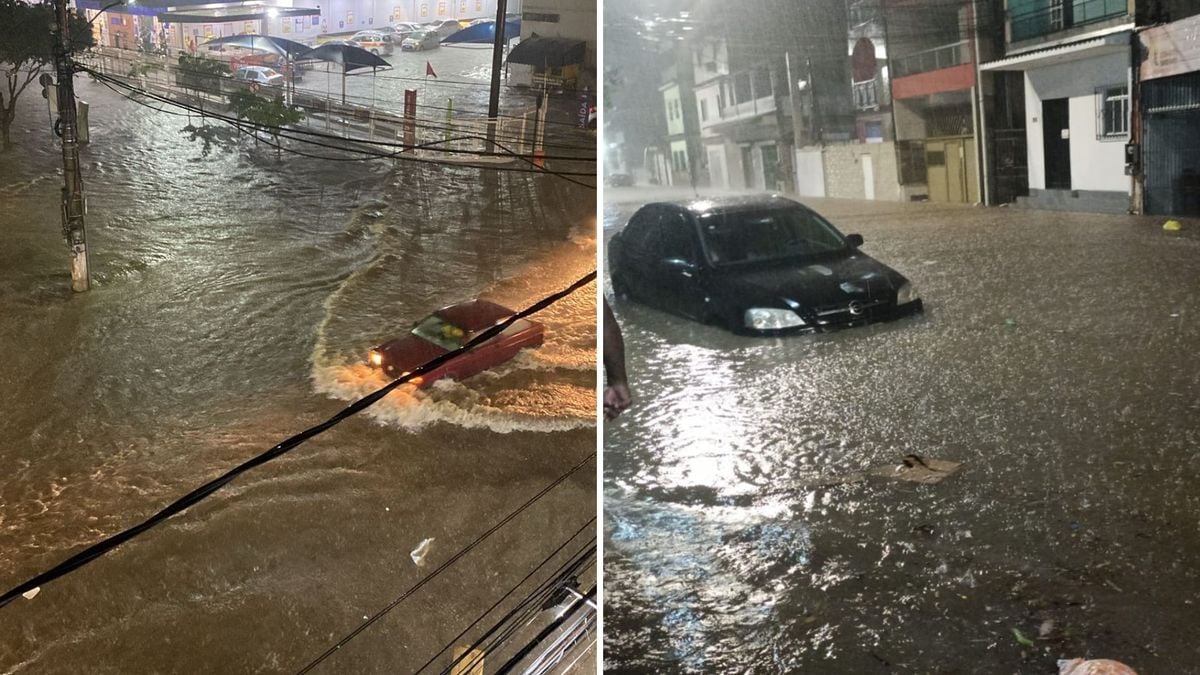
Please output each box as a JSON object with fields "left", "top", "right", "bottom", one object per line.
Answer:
{"left": 367, "top": 299, "right": 544, "bottom": 387}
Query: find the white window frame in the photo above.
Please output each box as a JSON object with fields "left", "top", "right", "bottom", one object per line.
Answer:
{"left": 1096, "top": 84, "right": 1129, "bottom": 140}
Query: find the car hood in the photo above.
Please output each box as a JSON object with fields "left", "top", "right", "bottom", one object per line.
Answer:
{"left": 711, "top": 252, "right": 907, "bottom": 308}
{"left": 375, "top": 333, "right": 449, "bottom": 373}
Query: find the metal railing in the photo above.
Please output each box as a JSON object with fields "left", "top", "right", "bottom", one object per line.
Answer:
{"left": 1009, "top": 0, "right": 1127, "bottom": 42}
{"left": 852, "top": 78, "right": 879, "bottom": 111}
{"left": 893, "top": 40, "right": 971, "bottom": 78}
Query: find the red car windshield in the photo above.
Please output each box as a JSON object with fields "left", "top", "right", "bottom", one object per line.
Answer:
{"left": 411, "top": 314, "right": 468, "bottom": 350}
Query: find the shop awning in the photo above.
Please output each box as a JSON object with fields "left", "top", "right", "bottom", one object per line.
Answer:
{"left": 506, "top": 35, "right": 585, "bottom": 68}
{"left": 980, "top": 28, "right": 1131, "bottom": 71}
{"left": 160, "top": 6, "right": 320, "bottom": 23}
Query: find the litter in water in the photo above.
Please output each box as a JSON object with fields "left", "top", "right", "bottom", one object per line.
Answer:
{"left": 411, "top": 537, "right": 435, "bottom": 566}
{"left": 1058, "top": 658, "right": 1139, "bottom": 675}
{"left": 21, "top": 587, "right": 40, "bottom": 600}
{"left": 1162, "top": 220, "right": 1182, "bottom": 232}
{"left": 868, "top": 455, "right": 961, "bottom": 484}
{"left": 1011, "top": 627, "right": 1036, "bottom": 647}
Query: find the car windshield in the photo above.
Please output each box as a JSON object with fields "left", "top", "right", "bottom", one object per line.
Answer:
{"left": 411, "top": 314, "right": 469, "bottom": 350}
{"left": 698, "top": 206, "right": 848, "bottom": 266}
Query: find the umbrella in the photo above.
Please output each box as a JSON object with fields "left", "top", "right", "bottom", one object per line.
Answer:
{"left": 441, "top": 18, "right": 521, "bottom": 44}
{"left": 296, "top": 42, "right": 392, "bottom": 104}
{"left": 202, "top": 34, "right": 311, "bottom": 60}
{"left": 202, "top": 34, "right": 311, "bottom": 102}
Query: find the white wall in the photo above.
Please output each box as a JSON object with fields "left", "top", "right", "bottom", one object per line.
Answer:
{"left": 1023, "top": 51, "right": 1130, "bottom": 193}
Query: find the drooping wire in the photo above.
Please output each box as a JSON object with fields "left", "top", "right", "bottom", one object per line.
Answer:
{"left": 412, "top": 529, "right": 595, "bottom": 674}
{"left": 294, "top": 454, "right": 597, "bottom": 674}
{"left": 437, "top": 545, "right": 596, "bottom": 675}
{"left": 0, "top": 272, "right": 597, "bottom": 610}
{"left": 82, "top": 69, "right": 598, "bottom": 187}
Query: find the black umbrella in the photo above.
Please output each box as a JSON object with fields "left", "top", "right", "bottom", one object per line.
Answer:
{"left": 296, "top": 42, "right": 392, "bottom": 104}
{"left": 202, "top": 34, "right": 311, "bottom": 60}
{"left": 202, "top": 34, "right": 311, "bottom": 102}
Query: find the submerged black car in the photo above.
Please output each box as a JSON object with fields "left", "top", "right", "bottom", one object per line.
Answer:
{"left": 608, "top": 195, "right": 923, "bottom": 335}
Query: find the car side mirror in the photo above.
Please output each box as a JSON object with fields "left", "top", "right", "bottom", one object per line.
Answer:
{"left": 846, "top": 233, "right": 864, "bottom": 248}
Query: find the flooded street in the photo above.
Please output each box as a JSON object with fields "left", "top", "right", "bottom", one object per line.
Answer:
{"left": 0, "top": 50, "right": 595, "bottom": 674}
{"left": 603, "top": 188, "right": 1200, "bottom": 672}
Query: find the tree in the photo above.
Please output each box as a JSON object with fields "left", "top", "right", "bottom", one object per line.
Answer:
{"left": 228, "top": 90, "right": 304, "bottom": 159}
{"left": 0, "top": 0, "right": 94, "bottom": 151}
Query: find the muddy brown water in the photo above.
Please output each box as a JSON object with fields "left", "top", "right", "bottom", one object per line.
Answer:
{"left": 603, "top": 189, "right": 1200, "bottom": 673}
{"left": 0, "top": 61, "right": 595, "bottom": 673}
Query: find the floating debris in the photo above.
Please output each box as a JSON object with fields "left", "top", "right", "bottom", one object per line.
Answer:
{"left": 410, "top": 537, "right": 435, "bottom": 566}
{"left": 1012, "top": 627, "right": 1036, "bottom": 647}
{"left": 1058, "top": 658, "right": 1139, "bottom": 675}
{"left": 868, "top": 455, "right": 961, "bottom": 484}
{"left": 1162, "top": 220, "right": 1182, "bottom": 232}
{"left": 21, "top": 587, "right": 40, "bottom": 600}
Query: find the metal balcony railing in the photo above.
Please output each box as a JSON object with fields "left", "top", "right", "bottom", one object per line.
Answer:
{"left": 1009, "top": 0, "right": 1127, "bottom": 42}
{"left": 893, "top": 40, "right": 971, "bottom": 78}
{"left": 853, "top": 79, "right": 879, "bottom": 111}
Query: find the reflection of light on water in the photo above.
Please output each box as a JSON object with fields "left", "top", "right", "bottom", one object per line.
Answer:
{"left": 606, "top": 492, "right": 809, "bottom": 670}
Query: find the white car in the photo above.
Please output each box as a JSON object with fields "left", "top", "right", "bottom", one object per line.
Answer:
{"left": 425, "top": 19, "right": 462, "bottom": 39}
{"left": 232, "top": 65, "right": 284, "bottom": 88}
{"left": 401, "top": 31, "right": 441, "bottom": 51}
{"left": 350, "top": 30, "right": 394, "bottom": 56}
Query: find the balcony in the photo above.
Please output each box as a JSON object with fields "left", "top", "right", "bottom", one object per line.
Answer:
{"left": 893, "top": 41, "right": 971, "bottom": 78}
{"left": 853, "top": 79, "right": 880, "bottom": 111}
{"left": 1009, "top": 0, "right": 1127, "bottom": 42}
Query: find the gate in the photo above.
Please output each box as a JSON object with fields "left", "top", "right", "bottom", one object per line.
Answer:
{"left": 1142, "top": 73, "right": 1200, "bottom": 217}
{"left": 990, "top": 128, "right": 1028, "bottom": 205}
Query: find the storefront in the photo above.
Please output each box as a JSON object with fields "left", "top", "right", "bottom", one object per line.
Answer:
{"left": 1139, "top": 14, "right": 1200, "bottom": 217}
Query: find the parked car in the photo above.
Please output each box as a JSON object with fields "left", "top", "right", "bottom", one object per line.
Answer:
{"left": 425, "top": 19, "right": 462, "bottom": 39}
{"left": 401, "top": 30, "right": 441, "bottom": 51}
{"left": 367, "top": 299, "right": 544, "bottom": 386}
{"left": 350, "top": 30, "right": 395, "bottom": 56}
{"left": 605, "top": 173, "right": 635, "bottom": 187}
{"left": 231, "top": 65, "right": 285, "bottom": 89}
{"left": 390, "top": 22, "right": 423, "bottom": 39}
{"left": 608, "top": 195, "right": 923, "bottom": 334}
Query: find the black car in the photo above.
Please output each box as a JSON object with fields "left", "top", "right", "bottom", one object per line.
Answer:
{"left": 608, "top": 195, "right": 923, "bottom": 335}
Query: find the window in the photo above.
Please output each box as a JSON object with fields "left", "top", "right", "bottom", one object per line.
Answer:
{"left": 1097, "top": 85, "right": 1128, "bottom": 139}
{"left": 657, "top": 212, "right": 699, "bottom": 262}
{"left": 700, "top": 99, "right": 708, "bottom": 122}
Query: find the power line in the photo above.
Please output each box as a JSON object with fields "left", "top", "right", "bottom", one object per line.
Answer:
{"left": 294, "top": 453, "right": 597, "bottom": 674}
{"left": 0, "top": 272, "right": 597, "bottom": 610}
{"left": 83, "top": 69, "right": 598, "bottom": 187}
{"left": 412, "top": 522, "right": 594, "bottom": 674}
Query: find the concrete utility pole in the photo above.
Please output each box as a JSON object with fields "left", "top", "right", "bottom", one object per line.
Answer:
{"left": 485, "top": 0, "right": 509, "bottom": 153}
{"left": 52, "top": 0, "right": 90, "bottom": 292}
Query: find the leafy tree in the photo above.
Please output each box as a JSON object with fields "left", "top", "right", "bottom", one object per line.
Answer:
{"left": 0, "top": 0, "right": 94, "bottom": 151}
{"left": 228, "top": 90, "right": 304, "bottom": 159}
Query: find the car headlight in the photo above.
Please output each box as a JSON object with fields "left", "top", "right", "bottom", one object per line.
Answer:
{"left": 368, "top": 350, "right": 383, "bottom": 367}
{"left": 744, "top": 308, "right": 806, "bottom": 330}
{"left": 896, "top": 282, "right": 920, "bottom": 305}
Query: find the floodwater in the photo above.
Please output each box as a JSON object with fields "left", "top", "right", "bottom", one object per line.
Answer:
{"left": 603, "top": 188, "right": 1200, "bottom": 673}
{"left": 0, "top": 53, "right": 595, "bottom": 674}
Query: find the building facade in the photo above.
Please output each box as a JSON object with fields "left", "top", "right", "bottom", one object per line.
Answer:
{"left": 981, "top": 0, "right": 1135, "bottom": 213}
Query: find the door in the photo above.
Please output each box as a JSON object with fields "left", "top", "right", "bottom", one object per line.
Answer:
{"left": 862, "top": 153, "right": 875, "bottom": 200}
{"left": 741, "top": 146, "right": 755, "bottom": 189}
{"left": 649, "top": 209, "right": 706, "bottom": 319}
{"left": 760, "top": 144, "right": 780, "bottom": 192}
{"left": 708, "top": 146, "right": 727, "bottom": 189}
{"left": 945, "top": 139, "right": 966, "bottom": 203}
{"left": 1042, "top": 98, "right": 1071, "bottom": 190}
{"left": 926, "top": 141, "right": 948, "bottom": 202}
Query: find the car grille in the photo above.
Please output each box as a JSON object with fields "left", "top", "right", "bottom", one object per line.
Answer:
{"left": 810, "top": 298, "right": 893, "bottom": 327}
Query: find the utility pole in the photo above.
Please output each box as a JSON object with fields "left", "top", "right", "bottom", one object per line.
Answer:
{"left": 51, "top": 0, "right": 90, "bottom": 292}
{"left": 485, "top": 0, "right": 509, "bottom": 153}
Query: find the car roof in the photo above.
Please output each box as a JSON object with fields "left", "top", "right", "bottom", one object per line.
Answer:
{"left": 435, "top": 299, "right": 519, "bottom": 331}
{"left": 646, "top": 193, "right": 803, "bottom": 217}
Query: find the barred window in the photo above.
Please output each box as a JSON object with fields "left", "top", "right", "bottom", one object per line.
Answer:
{"left": 897, "top": 141, "right": 927, "bottom": 185}
{"left": 1097, "top": 85, "right": 1128, "bottom": 139}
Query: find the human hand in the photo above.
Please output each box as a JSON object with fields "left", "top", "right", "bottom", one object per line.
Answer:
{"left": 604, "top": 383, "right": 632, "bottom": 420}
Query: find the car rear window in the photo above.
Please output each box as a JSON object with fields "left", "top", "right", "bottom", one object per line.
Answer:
{"left": 698, "top": 207, "right": 847, "bottom": 265}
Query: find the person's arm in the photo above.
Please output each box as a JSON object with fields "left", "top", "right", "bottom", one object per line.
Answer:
{"left": 603, "top": 299, "right": 631, "bottom": 420}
